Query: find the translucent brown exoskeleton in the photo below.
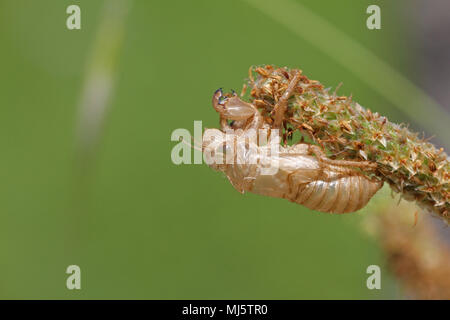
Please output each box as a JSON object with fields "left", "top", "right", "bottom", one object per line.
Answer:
{"left": 201, "top": 86, "right": 383, "bottom": 214}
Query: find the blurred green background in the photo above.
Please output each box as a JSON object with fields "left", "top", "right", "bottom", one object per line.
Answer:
{"left": 0, "top": 0, "right": 447, "bottom": 299}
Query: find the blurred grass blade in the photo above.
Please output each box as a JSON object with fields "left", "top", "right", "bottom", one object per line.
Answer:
{"left": 244, "top": 0, "right": 450, "bottom": 149}
{"left": 75, "top": 0, "right": 132, "bottom": 163}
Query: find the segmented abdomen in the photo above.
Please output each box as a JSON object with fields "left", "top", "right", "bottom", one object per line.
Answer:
{"left": 293, "top": 175, "right": 382, "bottom": 214}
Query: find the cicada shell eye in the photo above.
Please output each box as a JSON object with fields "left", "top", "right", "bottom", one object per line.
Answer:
{"left": 212, "top": 88, "right": 225, "bottom": 113}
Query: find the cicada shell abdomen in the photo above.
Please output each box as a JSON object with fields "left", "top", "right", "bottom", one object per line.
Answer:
{"left": 293, "top": 174, "right": 383, "bottom": 214}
